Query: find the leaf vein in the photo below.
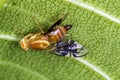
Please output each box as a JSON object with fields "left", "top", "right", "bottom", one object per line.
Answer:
{"left": 66, "top": 0, "right": 120, "bottom": 24}
{"left": 0, "top": 34, "right": 19, "bottom": 41}
{"left": 75, "top": 58, "right": 111, "bottom": 80}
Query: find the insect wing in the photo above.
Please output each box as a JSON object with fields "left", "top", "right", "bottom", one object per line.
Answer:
{"left": 74, "top": 42, "right": 88, "bottom": 57}
{"left": 45, "top": 14, "right": 67, "bottom": 34}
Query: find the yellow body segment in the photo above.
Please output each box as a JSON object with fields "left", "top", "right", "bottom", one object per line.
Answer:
{"left": 47, "top": 26, "right": 67, "bottom": 43}
{"left": 29, "top": 40, "right": 50, "bottom": 50}
{"left": 20, "top": 33, "right": 50, "bottom": 50}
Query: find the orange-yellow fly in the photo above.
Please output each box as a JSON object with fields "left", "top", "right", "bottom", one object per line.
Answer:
{"left": 20, "top": 14, "right": 72, "bottom": 51}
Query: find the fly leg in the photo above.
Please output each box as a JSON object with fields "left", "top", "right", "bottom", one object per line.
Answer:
{"left": 32, "top": 16, "right": 45, "bottom": 34}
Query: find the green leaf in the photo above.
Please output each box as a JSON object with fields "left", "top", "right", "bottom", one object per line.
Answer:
{"left": 0, "top": 0, "right": 120, "bottom": 80}
{"left": 0, "top": 0, "right": 8, "bottom": 10}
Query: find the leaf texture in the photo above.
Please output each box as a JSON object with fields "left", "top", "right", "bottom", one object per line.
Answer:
{"left": 0, "top": 0, "right": 120, "bottom": 80}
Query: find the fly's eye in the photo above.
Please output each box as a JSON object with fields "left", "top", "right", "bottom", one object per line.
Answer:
{"left": 20, "top": 39, "right": 29, "bottom": 51}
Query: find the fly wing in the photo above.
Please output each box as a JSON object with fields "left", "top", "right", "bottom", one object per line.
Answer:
{"left": 45, "top": 14, "right": 67, "bottom": 34}
{"left": 74, "top": 42, "right": 88, "bottom": 57}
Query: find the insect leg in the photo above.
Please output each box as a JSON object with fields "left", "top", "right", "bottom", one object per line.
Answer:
{"left": 13, "top": 27, "right": 25, "bottom": 36}
{"left": 24, "top": 33, "right": 34, "bottom": 39}
{"left": 32, "top": 16, "right": 44, "bottom": 34}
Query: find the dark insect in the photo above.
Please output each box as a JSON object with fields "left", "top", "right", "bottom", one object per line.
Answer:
{"left": 53, "top": 39, "right": 88, "bottom": 57}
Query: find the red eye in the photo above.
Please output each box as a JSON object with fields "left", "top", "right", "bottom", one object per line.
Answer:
{"left": 21, "top": 41, "right": 25, "bottom": 48}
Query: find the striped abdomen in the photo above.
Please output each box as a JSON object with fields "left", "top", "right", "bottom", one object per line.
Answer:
{"left": 47, "top": 26, "right": 67, "bottom": 43}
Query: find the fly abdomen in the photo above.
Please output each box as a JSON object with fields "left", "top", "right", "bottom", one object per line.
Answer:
{"left": 47, "top": 26, "right": 67, "bottom": 43}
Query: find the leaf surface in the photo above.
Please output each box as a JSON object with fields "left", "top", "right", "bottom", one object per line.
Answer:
{"left": 0, "top": 0, "right": 120, "bottom": 80}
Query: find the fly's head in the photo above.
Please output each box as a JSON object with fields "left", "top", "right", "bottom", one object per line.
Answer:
{"left": 20, "top": 34, "right": 33, "bottom": 51}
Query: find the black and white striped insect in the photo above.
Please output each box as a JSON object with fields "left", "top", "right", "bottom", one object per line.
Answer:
{"left": 53, "top": 39, "right": 88, "bottom": 57}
